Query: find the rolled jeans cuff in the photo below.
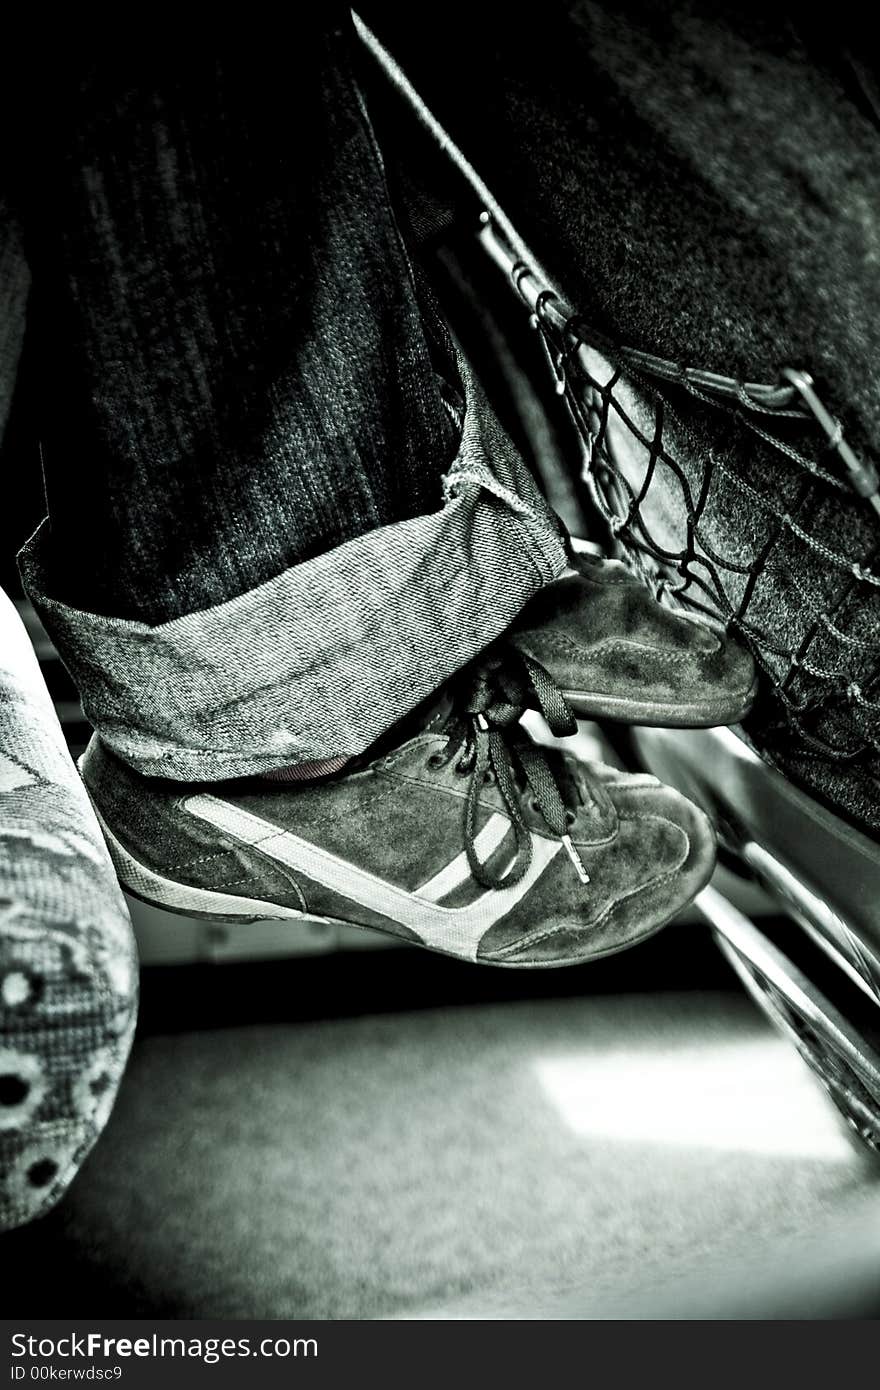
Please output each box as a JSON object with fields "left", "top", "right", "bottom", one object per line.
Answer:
{"left": 18, "top": 365, "right": 568, "bottom": 781}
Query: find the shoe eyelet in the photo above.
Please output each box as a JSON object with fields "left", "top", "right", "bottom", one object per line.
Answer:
{"left": 482, "top": 770, "right": 495, "bottom": 785}
{"left": 530, "top": 799, "right": 540, "bottom": 813}
{"left": 454, "top": 759, "right": 470, "bottom": 776}
{"left": 426, "top": 753, "right": 445, "bottom": 770}
{"left": 565, "top": 811, "right": 576, "bottom": 827}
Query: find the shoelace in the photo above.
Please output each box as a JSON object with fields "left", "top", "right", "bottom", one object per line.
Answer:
{"left": 437, "top": 646, "right": 591, "bottom": 890}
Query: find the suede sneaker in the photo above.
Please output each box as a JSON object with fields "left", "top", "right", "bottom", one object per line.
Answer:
{"left": 80, "top": 659, "right": 716, "bottom": 968}
{"left": 508, "top": 554, "right": 757, "bottom": 727}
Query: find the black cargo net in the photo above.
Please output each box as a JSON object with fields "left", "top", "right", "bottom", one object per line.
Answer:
{"left": 487, "top": 228, "right": 880, "bottom": 813}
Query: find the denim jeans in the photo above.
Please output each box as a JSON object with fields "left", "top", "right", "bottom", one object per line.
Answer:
{"left": 355, "top": 0, "right": 880, "bottom": 838}
{"left": 1, "top": 21, "right": 567, "bottom": 779}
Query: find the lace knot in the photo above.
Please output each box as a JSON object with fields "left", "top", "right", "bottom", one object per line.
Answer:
{"left": 446, "top": 647, "right": 588, "bottom": 890}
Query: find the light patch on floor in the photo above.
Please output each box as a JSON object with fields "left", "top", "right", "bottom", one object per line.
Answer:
{"left": 534, "top": 1036, "right": 856, "bottom": 1160}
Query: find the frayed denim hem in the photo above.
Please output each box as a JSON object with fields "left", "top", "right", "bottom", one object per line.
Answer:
{"left": 19, "top": 361, "right": 568, "bottom": 780}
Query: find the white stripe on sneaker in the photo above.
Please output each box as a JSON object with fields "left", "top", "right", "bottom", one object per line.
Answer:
{"left": 417, "top": 813, "right": 512, "bottom": 903}
{"left": 182, "top": 795, "right": 561, "bottom": 962}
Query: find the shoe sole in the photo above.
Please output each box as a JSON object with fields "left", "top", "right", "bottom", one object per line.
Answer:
{"left": 562, "top": 673, "right": 759, "bottom": 727}
{"left": 94, "top": 808, "right": 707, "bottom": 970}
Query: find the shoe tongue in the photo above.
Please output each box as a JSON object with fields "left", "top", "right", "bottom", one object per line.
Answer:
{"left": 353, "top": 687, "right": 456, "bottom": 770}
{"left": 391, "top": 686, "right": 456, "bottom": 741}
{"left": 421, "top": 688, "right": 456, "bottom": 735}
